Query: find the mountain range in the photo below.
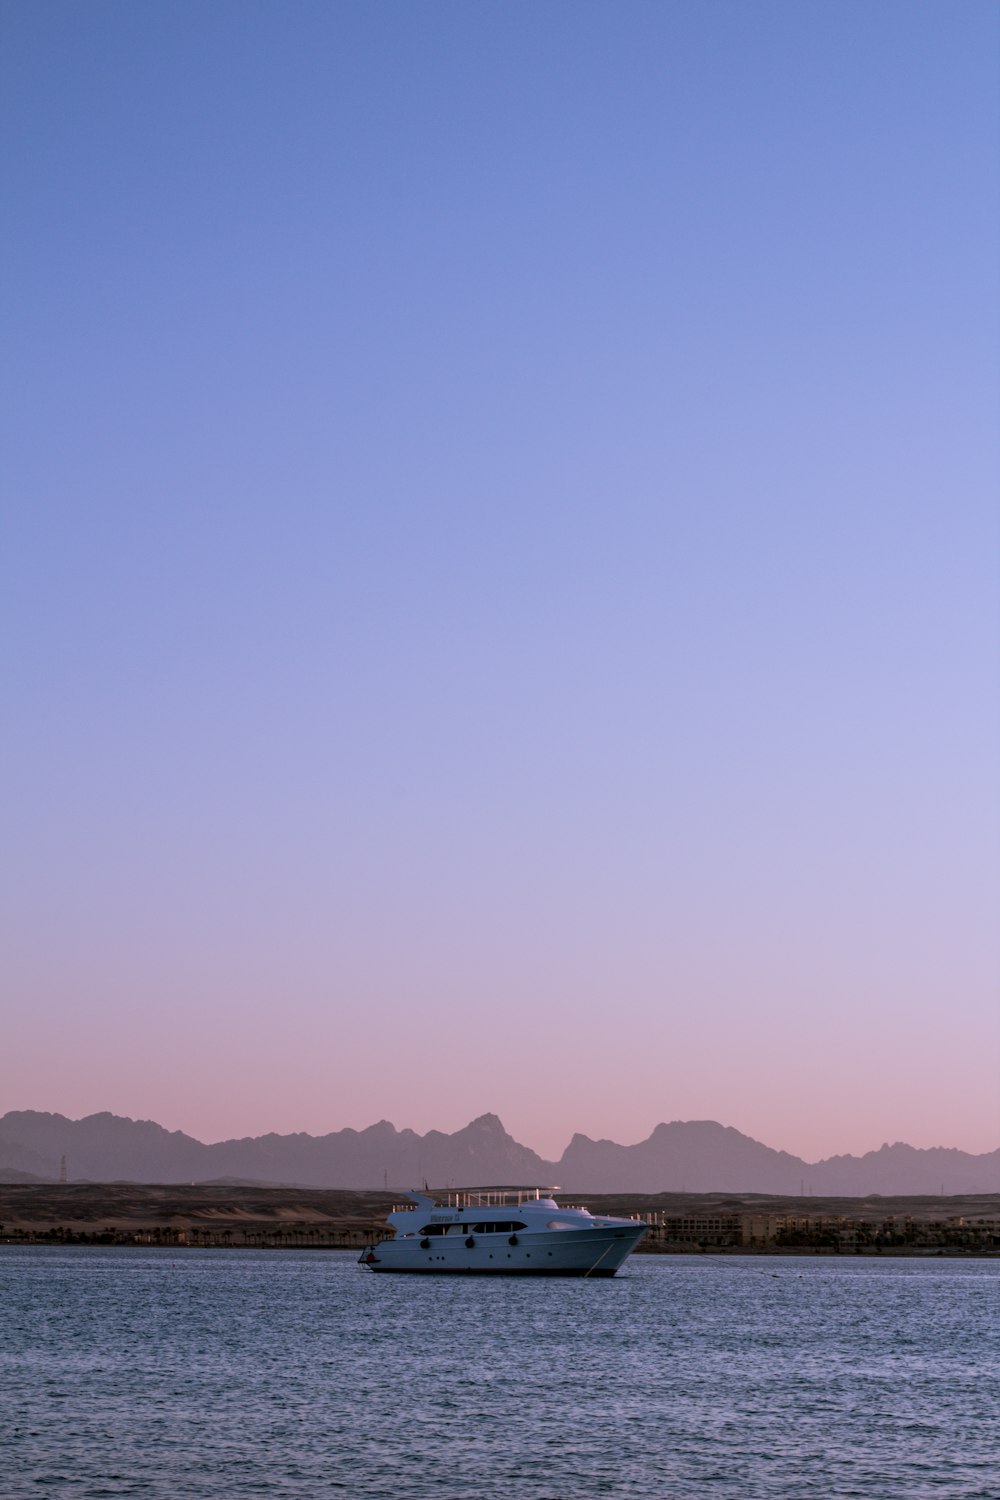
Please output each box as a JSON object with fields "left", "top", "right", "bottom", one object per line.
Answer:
{"left": 1, "top": 1110, "right": 997, "bottom": 1194}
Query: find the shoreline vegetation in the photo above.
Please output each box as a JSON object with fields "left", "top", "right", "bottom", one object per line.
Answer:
{"left": 2, "top": 1185, "right": 998, "bottom": 1257}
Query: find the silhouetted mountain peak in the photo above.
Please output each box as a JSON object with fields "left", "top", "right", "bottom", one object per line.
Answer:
{"left": 462, "top": 1113, "right": 507, "bottom": 1134}
{"left": 0, "top": 1110, "right": 994, "bottom": 1193}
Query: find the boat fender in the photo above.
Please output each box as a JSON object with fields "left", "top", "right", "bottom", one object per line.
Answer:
{"left": 364, "top": 1252, "right": 379, "bottom": 1264}
{"left": 465, "top": 1236, "right": 475, "bottom": 1249}
{"left": 508, "top": 1234, "right": 519, "bottom": 1246}
{"left": 420, "top": 1238, "right": 430, "bottom": 1249}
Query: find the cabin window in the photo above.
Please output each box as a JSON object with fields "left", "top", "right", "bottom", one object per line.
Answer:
{"left": 419, "top": 1219, "right": 528, "bottom": 1235}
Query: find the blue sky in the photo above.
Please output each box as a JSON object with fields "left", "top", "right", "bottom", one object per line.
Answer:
{"left": 2, "top": 0, "right": 998, "bottom": 1159}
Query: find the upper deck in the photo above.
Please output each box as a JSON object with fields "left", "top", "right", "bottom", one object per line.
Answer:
{"left": 439, "top": 1186, "right": 562, "bottom": 1209}
{"left": 390, "top": 1186, "right": 567, "bottom": 1215}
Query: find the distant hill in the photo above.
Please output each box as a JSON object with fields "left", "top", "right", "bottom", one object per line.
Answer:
{"left": 0, "top": 1110, "right": 551, "bottom": 1190}
{"left": 0, "top": 1110, "right": 996, "bottom": 1194}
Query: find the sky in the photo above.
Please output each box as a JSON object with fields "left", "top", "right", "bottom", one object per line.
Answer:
{"left": 2, "top": 0, "right": 998, "bottom": 1164}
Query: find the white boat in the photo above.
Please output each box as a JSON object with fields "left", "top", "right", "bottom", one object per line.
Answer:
{"left": 359, "top": 1185, "right": 648, "bottom": 1276}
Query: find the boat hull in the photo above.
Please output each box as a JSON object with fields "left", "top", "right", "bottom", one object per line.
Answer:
{"left": 365, "top": 1224, "right": 647, "bottom": 1276}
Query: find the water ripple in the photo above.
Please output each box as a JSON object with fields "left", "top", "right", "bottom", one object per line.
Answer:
{"left": 0, "top": 1248, "right": 997, "bottom": 1498}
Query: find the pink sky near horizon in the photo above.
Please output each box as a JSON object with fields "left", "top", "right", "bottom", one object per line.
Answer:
{"left": 5, "top": 983, "right": 997, "bottom": 1164}
{"left": 3, "top": 5, "right": 998, "bottom": 1164}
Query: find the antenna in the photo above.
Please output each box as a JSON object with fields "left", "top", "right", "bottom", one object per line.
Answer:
{"left": 59, "top": 1154, "right": 68, "bottom": 1184}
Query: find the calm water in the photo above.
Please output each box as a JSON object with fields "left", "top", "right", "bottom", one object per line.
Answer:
{"left": 1, "top": 1247, "right": 996, "bottom": 1499}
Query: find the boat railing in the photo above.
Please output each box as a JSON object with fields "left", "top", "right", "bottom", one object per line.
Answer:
{"left": 442, "top": 1186, "right": 563, "bottom": 1209}
{"left": 391, "top": 1186, "right": 570, "bottom": 1212}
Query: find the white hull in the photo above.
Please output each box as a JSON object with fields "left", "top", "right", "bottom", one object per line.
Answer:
{"left": 365, "top": 1223, "right": 647, "bottom": 1276}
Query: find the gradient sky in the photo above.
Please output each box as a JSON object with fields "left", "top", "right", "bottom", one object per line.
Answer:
{"left": 2, "top": 0, "right": 998, "bottom": 1164}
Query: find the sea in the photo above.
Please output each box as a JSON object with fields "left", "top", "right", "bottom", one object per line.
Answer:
{"left": 0, "top": 1247, "right": 996, "bottom": 1499}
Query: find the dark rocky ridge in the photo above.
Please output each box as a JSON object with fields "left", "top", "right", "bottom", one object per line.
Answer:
{"left": 1, "top": 1109, "right": 997, "bottom": 1195}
